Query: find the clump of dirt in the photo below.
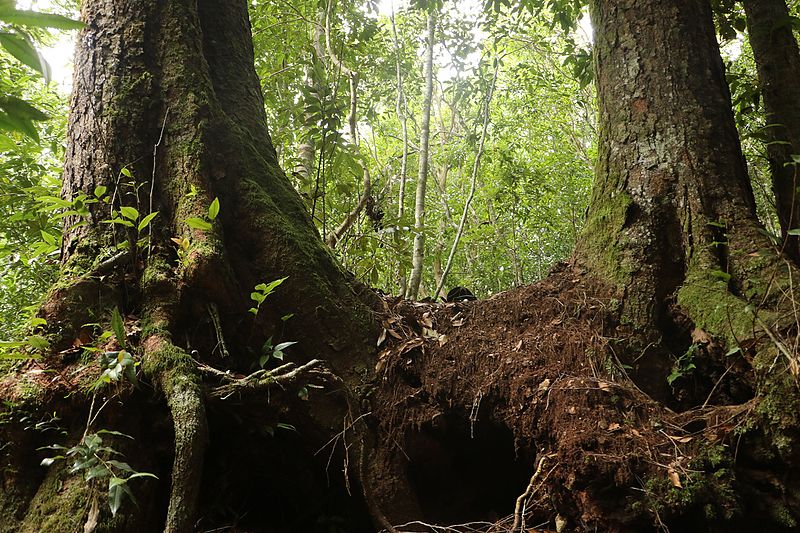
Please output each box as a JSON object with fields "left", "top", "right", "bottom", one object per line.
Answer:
{"left": 367, "top": 264, "right": 756, "bottom": 532}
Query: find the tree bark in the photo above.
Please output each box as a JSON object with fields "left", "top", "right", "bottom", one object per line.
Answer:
{"left": 11, "top": 0, "right": 378, "bottom": 531}
{"left": 407, "top": 7, "right": 436, "bottom": 300}
{"left": 743, "top": 0, "right": 800, "bottom": 262}
{"left": 578, "top": 0, "right": 771, "bottom": 335}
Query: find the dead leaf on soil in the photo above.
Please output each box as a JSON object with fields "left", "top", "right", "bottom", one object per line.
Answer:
{"left": 667, "top": 467, "right": 683, "bottom": 488}
{"left": 438, "top": 334, "right": 448, "bottom": 347}
{"left": 514, "top": 339, "right": 523, "bottom": 351}
{"left": 422, "top": 327, "right": 439, "bottom": 340}
{"left": 667, "top": 435, "right": 693, "bottom": 443}
{"left": 420, "top": 313, "right": 434, "bottom": 329}
{"left": 608, "top": 422, "right": 621, "bottom": 432}
{"left": 691, "top": 328, "right": 712, "bottom": 345}
{"left": 399, "top": 337, "right": 424, "bottom": 354}
{"left": 377, "top": 329, "right": 387, "bottom": 347}
{"left": 538, "top": 378, "right": 551, "bottom": 391}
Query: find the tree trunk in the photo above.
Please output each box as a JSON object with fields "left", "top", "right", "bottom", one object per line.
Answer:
{"left": 4, "top": 1, "right": 378, "bottom": 531}
{"left": 578, "top": 0, "right": 771, "bottom": 333}
{"left": 743, "top": 0, "right": 800, "bottom": 262}
{"left": 406, "top": 7, "right": 436, "bottom": 300}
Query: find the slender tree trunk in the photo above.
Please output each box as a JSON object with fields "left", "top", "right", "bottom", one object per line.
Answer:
{"left": 743, "top": 0, "right": 800, "bottom": 262}
{"left": 407, "top": 7, "right": 436, "bottom": 299}
{"left": 391, "top": 6, "right": 409, "bottom": 221}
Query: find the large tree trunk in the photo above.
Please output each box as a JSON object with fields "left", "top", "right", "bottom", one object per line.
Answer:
{"left": 577, "top": 0, "right": 773, "bottom": 340}
{"left": 2, "top": 1, "right": 378, "bottom": 531}
{"left": 743, "top": 0, "right": 800, "bottom": 262}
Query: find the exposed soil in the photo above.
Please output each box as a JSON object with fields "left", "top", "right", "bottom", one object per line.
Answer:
{"left": 366, "top": 263, "right": 760, "bottom": 532}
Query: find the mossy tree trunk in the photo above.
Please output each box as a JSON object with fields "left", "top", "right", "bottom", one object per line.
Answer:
{"left": 743, "top": 0, "right": 800, "bottom": 262}
{"left": 577, "top": 0, "right": 785, "bottom": 374}
{"left": 4, "top": 0, "right": 378, "bottom": 531}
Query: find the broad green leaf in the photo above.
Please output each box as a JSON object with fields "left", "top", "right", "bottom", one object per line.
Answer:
{"left": 0, "top": 95, "right": 49, "bottom": 121}
{"left": 208, "top": 197, "right": 220, "bottom": 220}
{"left": 27, "top": 334, "right": 49, "bottom": 350}
{"left": 108, "top": 477, "right": 127, "bottom": 515}
{"left": 788, "top": 228, "right": 800, "bottom": 236}
{"left": 0, "top": 9, "right": 84, "bottom": 30}
{"left": 0, "top": 109, "right": 38, "bottom": 140}
{"left": 273, "top": 341, "right": 297, "bottom": 352}
{"left": 110, "top": 307, "right": 125, "bottom": 346}
{"left": 0, "top": 32, "right": 50, "bottom": 81}
{"left": 119, "top": 206, "right": 138, "bottom": 221}
{"left": 120, "top": 167, "right": 133, "bottom": 178}
{"left": 94, "top": 185, "right": 107, "bottom": 198}
{"left": 184, "top": 217, "right": 212, "bottom": 231}
{"left": 137, "top": 211, "right": 158, "bottom": 231}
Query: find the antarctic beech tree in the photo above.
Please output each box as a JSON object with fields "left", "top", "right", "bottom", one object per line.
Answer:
{"left": 743, "top": 0, "right": 800, "bottom": 262}
{"left": 2, "top": 0, "right": 800, "bottom": 532}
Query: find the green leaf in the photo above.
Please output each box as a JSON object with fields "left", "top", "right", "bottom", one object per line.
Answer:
{"left": 0, "top": 9, "right": 84, "bottom": 30}
{"left": 788, "top": 228, "right": 800, "bottom": 236}
{"left": 184, "top": 217, "right": 212, "bottom": 231}
{"left": 120, "top": 167, "right": 132, "bottom": 178}
{"left": 85, "top": 465, "right": 110, "bottom": 481}
{"left": 0, "top": 95, "right": 50, "bottom": 121}
{"left": 40, "top": 230, "right": 57, "bottom": 246}
{"left": 119, "top": 206, "right": 139, "bottom": 221}
{"left": 94, "top": 185, "right": 107, "bottom": 198}
{"left": 137, "top": 211, "right": 158, "bottom": 231}
{"left": 27, "top": 335, "right": 49, "bottom": 351}
{"left": 250, "top": 292, "right": 265, "bottom": 303}
{"left": 126, "top": 472, "right": 158, "bottom": 480}
{"left": 110, "top": 307, "right": 126, "bottom": 347}
{"left": 273, "top": 341, "right": 297, "bottom": 352}
{"left": 0, "top": 32, "right": 50, "bottom": 81}
{"left": 108, "top": 477, "right": 128, "bottom": 516}
{"left": 208, "top": 197, "right": 220, "bottom": 220}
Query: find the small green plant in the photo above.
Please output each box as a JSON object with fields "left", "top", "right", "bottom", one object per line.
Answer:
{"left": 667, "top": 343, "right": 698, "bottom": 385}
{"left": 258, "top": 337, "right": 297, "bottom": 368}
{"left": 40, "top": 430, "right": 157, "bottom": 516}
{"left": 87, "top": 307, "right": 138, "bottom": 389}
{"left": 183, "top": 196, "right": 219, "bottom": 231}
{"left": 249, "top": 276, "right": 288, "bottom": 316}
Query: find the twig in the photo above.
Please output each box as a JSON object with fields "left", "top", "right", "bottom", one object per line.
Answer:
{"left": 512, "top": 453, "right": 556, "bottom": 532}
{"left": 206, "top": 303, "right": 229, "bottom": 358}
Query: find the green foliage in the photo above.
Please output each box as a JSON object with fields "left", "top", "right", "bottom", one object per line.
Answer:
{"left": 667, "top": 344, "right": 698, "bottom": 385}
{"left": 40, "top": 430, "right": 157, "bottom": 516}
{"left": 249, "top": 276, "right": 288, "bottom": 316}
{"left": 0, "top": 1, "right": 81, "bottom": 139}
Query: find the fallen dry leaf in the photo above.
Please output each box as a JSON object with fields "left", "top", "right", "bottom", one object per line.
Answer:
{"left": 667, "top": 467, "right": 682, "bottom": 488}
{"left": 377, "top": 329, "right": 387, "bottom": 347}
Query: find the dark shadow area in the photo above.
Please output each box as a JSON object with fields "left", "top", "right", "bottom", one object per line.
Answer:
{"left": 197, "top": 406, "right": 374, "bottom": 533}
{"left": 404, "top": 411, "right": 534, "bottom": 525}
